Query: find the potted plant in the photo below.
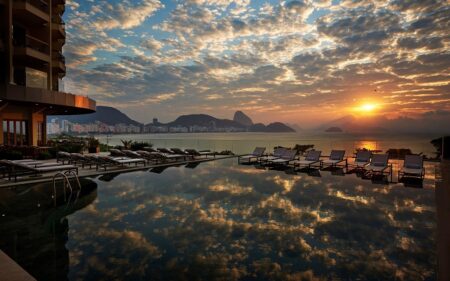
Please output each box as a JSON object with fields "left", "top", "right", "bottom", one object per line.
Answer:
{"left": 87, "top": 137, "right": 100, "bottom": 153}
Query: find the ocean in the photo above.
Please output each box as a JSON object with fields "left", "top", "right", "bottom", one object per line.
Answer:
{"left": 95, "top": 132, "right": 441, "bottom": 158}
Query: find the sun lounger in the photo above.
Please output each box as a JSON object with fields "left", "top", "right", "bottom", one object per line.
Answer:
{"left": 123, "top": 150, "right": 145, "bottom": 159}
{"left": 321, "top": 150, "right": 346, "bottom": 168}
{"left": 135, "top": 151, "right": 165, "bottom": 164}
{"left": 69, "top": 153, "right": 96, "bottom": 168}
{"left": 258, "top": 147, "right": 286, "bottom": 162}
{"left": 84, "top": 155, "right": 113, "bottom": 171}
{"left": 0, "top": 160, "right": 78, "bottom": 181}
{"left": 267, "top": 149, "right": 297, "bottom": 165}
{"left": 293, "top": 150, "right": 322, "bottom": 169}
{"left": 354, "top": 150, "right": 372, "bottom": 168}
{"left": 365, "top": 154, "right": 392, "bottom": 181}
{"left": 143, "top": 147, "right": 157, "bottom": 153}
{"left": 157, "top": 148, "right": 174, "bottom": 154}
{"left": 184, "top": 149, "right": 216, "bottom": 158}
{"left": 398, "top": 154, "right": 425, "bottom": 180}
{"left": 109, "top": 149, "right": 127, "bottom": 157}
{"left": 98, "top": 156, "right": 146, "bottom": 167}
{"left": 57, "top": 151, "right": 72, "bottom": 164}
{"left": 238, "top": 147, "right": 266, "bottom": 163}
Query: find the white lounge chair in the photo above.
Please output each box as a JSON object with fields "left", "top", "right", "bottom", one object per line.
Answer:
{"left": 100, "top": 156, "right": 146, "bottom": 167}
{"left": 398, "top": 155, "right": 425, "bottom": 180}
{"left": 267, "top": 149, "right": 297, "bottom": 165}
{"left": 0, "top": 160, "right": 78, "bottom": 182}
{"left": 238, "top": 147, "right": 266, "bottom": 163}
{"left": 354, "top": 150, "right": 372, "bottom": 168}
{"left": 365, "top": 154, "right": 392, "bottom": 180}
{"left": 321, "top": 150, "right": 346, "bottom": 168}
{"left": 259, "top": 147, "right": 287, "bottom": 162}
{"left": 293, "top": 150, "right": 322, "bottom": 169}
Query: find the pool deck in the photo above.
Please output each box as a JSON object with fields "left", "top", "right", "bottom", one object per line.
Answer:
{"left": 0, "top": 155, "right": 236, "bottom": 188}
{"left": 0, "top": 250, "right": 36, "bottom": 281}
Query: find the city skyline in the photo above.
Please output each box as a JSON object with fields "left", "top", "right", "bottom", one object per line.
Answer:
{"left": 63, "top": 0, "right": 449, "bottom": 126}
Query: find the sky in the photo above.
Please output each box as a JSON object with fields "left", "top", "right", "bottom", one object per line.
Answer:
{"left": 62, "top": 0, "right": 450, "bottom": 126}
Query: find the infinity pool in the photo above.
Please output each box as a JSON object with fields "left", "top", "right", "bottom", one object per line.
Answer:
{"left": 0, "top": 158, "right": 437, "bottom": 280}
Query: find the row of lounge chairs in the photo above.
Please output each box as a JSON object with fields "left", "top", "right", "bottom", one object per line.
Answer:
{"left": 0, "top": 159, "right": 78, "bottom": 182}
{"left": 0, "top": 147, "right": 217, "bottom": 183}
{"left": 239, "top": 147, "right": 425, "bottom": 181}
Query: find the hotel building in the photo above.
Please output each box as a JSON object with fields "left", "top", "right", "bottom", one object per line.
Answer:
{"left": 0, "top": 0, "right": 95, "bottom": 146}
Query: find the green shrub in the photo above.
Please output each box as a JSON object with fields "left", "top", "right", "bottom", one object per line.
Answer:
{"left": 130, "top": 141, "right": 153, "bottom": 151}
{"left": 87, "top": 137, "right": 100, "bottom": 148}
{"left": 37, "top": 151, "right": 53, "bottom": 160}
{"left": 57, "top": 143, "right": 85, "bottom": 153}
{"left": 99, "top": 143, "right": 111, "bottom": 152}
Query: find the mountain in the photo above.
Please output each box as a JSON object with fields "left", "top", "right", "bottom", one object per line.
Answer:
{"left": 318, "top": 115, "right": 388, "bottom": 133}
{"left": 325, "top": 126, "right": 343, "bottom": 132}
{"left": 249, "top": 122, "right": 295, "bottom": 132}
{"left": 50, "top": 106, "right": 296, "bottom": 133}
{"left": 166, "top": 112, "right": 294, "bottom": 132}
{"left": 233, "top": 111, "right": 253, "bottom": 126}
{"left": 167, "top": 114, "right": 245, "bottom": 128}
{"left": 249, "top": 123, "right": 267, "bottom": 132}
{"left": 49, "top": 106, "right": 142, "bottom": 126}
{"left": 266, "top": 122, "right": 296, "bottom": 132}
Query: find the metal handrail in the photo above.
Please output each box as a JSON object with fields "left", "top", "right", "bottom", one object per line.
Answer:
{"left": 52, "top": 170, "right": 81, "bottom": 206}
{"left": 52, "top": 172, "right": 72, "bottom": 206}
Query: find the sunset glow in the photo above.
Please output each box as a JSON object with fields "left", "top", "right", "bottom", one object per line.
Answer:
{"left": 358, "top": 103, "right": 378, "bottom": 113}
{"left": 60, "top": 0, "right": 450, "bottom": 128}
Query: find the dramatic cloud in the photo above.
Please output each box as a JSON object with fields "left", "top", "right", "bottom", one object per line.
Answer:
{"left": 62, "top": 0, "right": 450, "bottom": 126}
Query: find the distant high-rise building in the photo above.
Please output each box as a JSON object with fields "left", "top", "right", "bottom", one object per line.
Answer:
{"left": 0, "top": 0, "right": 95, "bottom": 146}
{"left": 153, "top": 118, "right": 158, "bottom": 124}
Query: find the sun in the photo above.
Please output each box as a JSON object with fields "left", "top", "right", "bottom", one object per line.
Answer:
{"left": 353, "top": 102, "right": 380, "bottom": 115}
{"left": 360, "top": 103, "right": 377, "bottom": 112}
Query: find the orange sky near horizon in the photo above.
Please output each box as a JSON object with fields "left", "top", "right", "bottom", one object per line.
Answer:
{"left": 62, "top": 0, "right": 449, "bottom": 127}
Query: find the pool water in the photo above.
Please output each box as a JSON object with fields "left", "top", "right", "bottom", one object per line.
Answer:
{"left": 0, "top": 158, "right": 437, "bottom": 280}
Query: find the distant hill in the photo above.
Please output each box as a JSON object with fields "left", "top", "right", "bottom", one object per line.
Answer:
{"left": 49, "top": 106, "right": 142, "bottom": 126}
{"left": 167, "top": 114, "right": 245, "bottom": 128}
{"left": 166, "top": 112, "right": 294, "bottom": 132}
{"left": 249, "top": 122, "right": 295, "bottom": 132}
{"left": 266, "top": 122, "right": 295, "bottom": 132}
{"left": 50, "top": 106, "right": 295, "bottom": 133}
{"left": 325, "top": 126, "right": 343, "bottom": 132}
{"left": 233, "top": 111, "right": 253, "bottom": 126}
{"left": 318, "top": 115, "right": 389, "bottom": 133}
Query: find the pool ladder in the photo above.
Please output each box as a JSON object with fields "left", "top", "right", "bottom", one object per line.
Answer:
{"left": 52, "top": 171, "right": 82, "bottom": 206}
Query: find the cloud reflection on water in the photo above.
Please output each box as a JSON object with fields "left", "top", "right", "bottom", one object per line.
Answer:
{"left": 67, "top": 159, "right": 436, "bottom": 280}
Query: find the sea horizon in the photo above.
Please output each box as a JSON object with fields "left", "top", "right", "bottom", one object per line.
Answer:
{"left": 93, "top": 131, "right": 441, "bottom": 158}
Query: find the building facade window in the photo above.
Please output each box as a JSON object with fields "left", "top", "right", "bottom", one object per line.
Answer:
{"left": 26, "top": 67, "right": 48, "bottom": 89}
{"left": 2, "top": 120, "right": 28, "bottom": 146}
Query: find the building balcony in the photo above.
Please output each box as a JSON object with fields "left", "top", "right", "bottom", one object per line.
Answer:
{"left": 14, "top": 35, "right": 50, "bottom": 63}
{"left": 52, "top": 21, "right": 66, "bottom": 38}
{"left": 52, "top": 52, "right": 66, "bottom": 73}
{"left": 0, "top": 83, "right": 96, "bottom": 115}
{"left": 13, "top": 0, "right": 50, "bottom": 24}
